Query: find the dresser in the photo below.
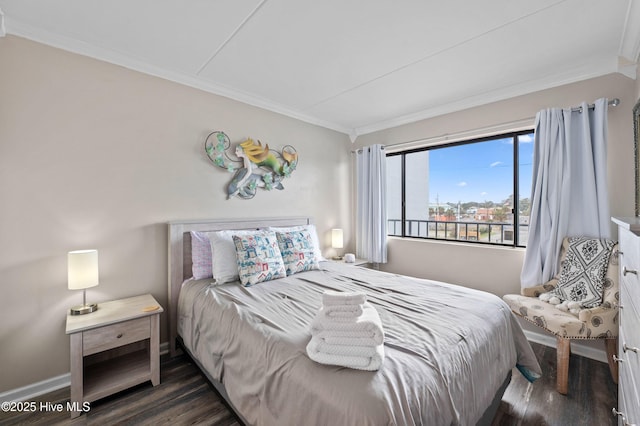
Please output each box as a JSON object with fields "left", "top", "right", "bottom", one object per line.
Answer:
{"left": 612, "top": 217, "right": 640, "bottom": 426}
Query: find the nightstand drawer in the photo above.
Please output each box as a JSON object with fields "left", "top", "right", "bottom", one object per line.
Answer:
{"left": 83, "top": 317, "right": 150, "bottom": 356}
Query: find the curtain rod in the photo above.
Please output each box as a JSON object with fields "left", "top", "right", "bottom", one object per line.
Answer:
{"left": 352, "top": 97, "right": 621, "bottom": 153}
{"left": 351, "top": 146, "right": 385, "bottom": 154}
{"left": 570, "top": 97, "right": 619, "bottom": 113}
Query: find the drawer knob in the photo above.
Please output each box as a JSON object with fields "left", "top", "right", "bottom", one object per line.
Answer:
{"left": 613, "top": 355, "right": 624, "bottom": 363}
{"left": 116, "top": 333, "right": 123, "bottom": 339}
{"left": 623, "top": 266, "right": 638, "bottom": 276}
{"left": 623, "top": 343, "right": 639, "bottom": 353}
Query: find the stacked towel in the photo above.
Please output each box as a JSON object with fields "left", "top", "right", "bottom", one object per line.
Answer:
{"left": 321, "top": 304, "right": 364, "bottom": 321}
{"left": 322, "top": 290, "right": 367, "bottom": 306}
{"left": 306, "top": 291, "right": 385, "bottom": 371}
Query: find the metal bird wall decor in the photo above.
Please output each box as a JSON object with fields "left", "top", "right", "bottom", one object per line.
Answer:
{"left": 205, "top": 131, "right": 298, "bottom": 200}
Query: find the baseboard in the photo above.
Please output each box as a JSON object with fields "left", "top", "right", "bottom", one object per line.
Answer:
{"left": 0, "top": 341, "right": 169, "bottom": 402}
{"left": 522, "top": 329, "right": 608, "bottom": 363}
{"left": 0, "top": 372, "right": 71, "bottom": 403}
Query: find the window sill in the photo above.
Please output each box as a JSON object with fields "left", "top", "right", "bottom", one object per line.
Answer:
{"left": 387, "top": 235, "right": 526, "bottom": 252}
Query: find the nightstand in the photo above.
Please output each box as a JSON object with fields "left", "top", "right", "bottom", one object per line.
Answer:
{"left": 65, "top": 294, "right": 163, "bottom": 418}
{"left": 332, "top": 258, "right": 369, "bottom": 267}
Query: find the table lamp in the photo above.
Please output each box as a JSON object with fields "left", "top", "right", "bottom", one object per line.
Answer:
{"left": 331, "top": 228, "right": 344, "bottom": 260}
{"left": 68, "top": 249, "right": 99, "bottom": 315}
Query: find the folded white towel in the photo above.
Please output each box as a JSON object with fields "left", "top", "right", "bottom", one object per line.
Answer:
{"left": 306, "top": 339, "right": 384, "bottom": 371}
{"left": 313, "top": 329, "right": 384, "bottom": 346}
{"left": 311, "top": 302, "right": 384, "bottom": 344}
{"left": 307, "top": 335, "right": 379, "bottom": 357}
{"left": 317, "top": 334, "right": 383, "bottom": 347}
{"left": 321, "top": 304, "right": 363, "bottom": 321}
{"left": 322, "top": 290, "right": 366, "bottom": 307}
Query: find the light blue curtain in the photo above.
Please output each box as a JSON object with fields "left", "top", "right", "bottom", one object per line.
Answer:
{"left": 356, "top": 144, "right": 387, "bottom": 264}
{"left": 0, "top": 8, "right": 5, "bottom": 37}
{"left": 521, "top": 98, "right": 610, "bottom": 287}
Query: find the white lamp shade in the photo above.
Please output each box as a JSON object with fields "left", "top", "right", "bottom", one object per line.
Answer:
{"left": 331, "top": 229, "right": 344, "bottom": 249}
{"left": 68, "top": 250, "right": 99, "bottom": 290}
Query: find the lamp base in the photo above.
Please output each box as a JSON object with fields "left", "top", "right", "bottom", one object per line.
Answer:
{"left": 70, "top": 303, "right": 98, "bottom": 315}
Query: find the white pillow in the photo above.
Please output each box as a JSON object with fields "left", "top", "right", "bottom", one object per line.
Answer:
{"left": 209, "top": 229, "right": 263, "bottom": 284}
{"left": 268, "top": 224, "right": 325, "bottom": 261}
{"left": 190, "top": 231, "right": 214, "bottom": 279}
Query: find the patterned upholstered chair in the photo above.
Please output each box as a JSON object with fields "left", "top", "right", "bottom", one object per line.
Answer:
{"left": 503, "top": 237, "right": 619, "bottom": 395}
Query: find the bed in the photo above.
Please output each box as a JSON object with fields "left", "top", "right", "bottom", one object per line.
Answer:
{"left": 168, "top": 217, "right": 541, "bottom": 426}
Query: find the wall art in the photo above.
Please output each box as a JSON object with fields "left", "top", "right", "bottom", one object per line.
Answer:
{"left": 205, "top": 131, "right": 298, "bottom": 199}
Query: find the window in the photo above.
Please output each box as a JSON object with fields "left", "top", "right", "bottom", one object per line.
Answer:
{"left": 387, "top": 130, "right": 534, "bottom": 247}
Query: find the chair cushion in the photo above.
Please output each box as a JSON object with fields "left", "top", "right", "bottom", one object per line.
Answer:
{"left": 503, "top": 294, "right": 618, "bottom": 339}
{"left": 521, "top": 281, "right": 558, "bottom": 297}
{"left": 547, "top": 237, "right": 616, "bottom": 308}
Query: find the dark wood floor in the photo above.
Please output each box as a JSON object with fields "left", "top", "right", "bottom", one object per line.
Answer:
{"left": 0, "top": 342, "right": 616, "bottom": 426}
{"left": 493, "top": 342, "right": 617, "bottom": 426}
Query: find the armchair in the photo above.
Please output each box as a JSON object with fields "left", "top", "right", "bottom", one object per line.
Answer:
{"left": 503, "top": 238, "right": 619, "bottom": 394}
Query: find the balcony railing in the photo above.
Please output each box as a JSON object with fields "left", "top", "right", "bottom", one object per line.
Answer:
{"left": 388, "top": 218, "right": 529, "bottom": 246}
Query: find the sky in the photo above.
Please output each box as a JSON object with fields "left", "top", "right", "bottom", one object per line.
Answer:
{"left": 387, "top": 132, "right": 534, "bottom": 220}
{"left": 428, "top": 133, "right": 534, "bottom": 205}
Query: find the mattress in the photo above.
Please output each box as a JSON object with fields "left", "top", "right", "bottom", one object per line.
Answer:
{"left": 178, "top": 261, "right": 540, "bottom": 426}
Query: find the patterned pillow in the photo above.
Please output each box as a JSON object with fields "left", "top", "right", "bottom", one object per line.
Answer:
{"left": 268, "top": 224, "right": 325, "bottom": 261}
{"left": 276, "top": 230, "right": 320, "bottom": 275}
{"left": 190, "top": 231, "right": 213, "bottom": 279}
{"left": 233, "top": 232, "right": 286, "bottom": 286}
{"left": 548, "top": 237, "right": 616, "bottom": 308}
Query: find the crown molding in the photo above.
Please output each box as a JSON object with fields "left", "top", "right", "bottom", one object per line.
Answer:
{"left": 620, "top": 0, "right": 640, "bottom": 63}
{"left": 3, "top": 16, "right": 629, "bottom": 140}
{"left": 4, "top": 18, "right": 352, "bottom": 137}
{"left": 353, "top": 57, "right": 619, "bottom": 137}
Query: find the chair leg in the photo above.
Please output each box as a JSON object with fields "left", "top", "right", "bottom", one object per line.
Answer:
{"left": 556, "top": 336, "right": 570, "bottom": 395}
{"left": 605, "top": 337, "right": 618, "bottom": 384}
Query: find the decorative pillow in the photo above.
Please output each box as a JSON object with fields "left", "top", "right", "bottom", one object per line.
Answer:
{"left": 233, "top": 232, "right": 286, "bottom": 286}
{"left": 269, "top": 224, "right": 325, "bottom": 261}
{"left": 209, "top": 229, "right": 262, "bottom": 284}
{"left": 276, "top": 230, "right": 320, "bottom": 275}
{"left": 548, "top": 237, "right": 616, "bottom": 308}
{"left": 190, "top": 231, "right": 213, "bottom": 279}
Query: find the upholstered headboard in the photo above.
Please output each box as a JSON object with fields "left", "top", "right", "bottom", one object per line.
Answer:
{"left": 167, "top": 217, "right": 313, "bottom": 356}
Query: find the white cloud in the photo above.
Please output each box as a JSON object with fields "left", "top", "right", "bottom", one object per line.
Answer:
{"left": 502, "top": 133, "right": 534, "bottom": 145}
{"left": 490, "top": 161, "right": 502, "bottom": 168}
{"left": 457, "top": 181, "right": 467, "bottom": 187}
{"left": 519, "top": 134, "right": 534, "bottom": 143}
{"left": 480, "top": 191, "right": 488, "bottom": 196}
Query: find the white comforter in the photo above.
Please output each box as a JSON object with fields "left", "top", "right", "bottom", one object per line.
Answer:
{"left": 178, "top": 262, "right": 540, "bottom": 426}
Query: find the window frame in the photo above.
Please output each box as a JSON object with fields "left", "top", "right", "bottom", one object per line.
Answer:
{"left": 386, "top": 129, "right": 534, "bottom": 248}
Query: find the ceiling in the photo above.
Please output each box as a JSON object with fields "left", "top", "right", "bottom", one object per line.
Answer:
{"left": 1, "top": 0, "right": 639, "bottom": 139}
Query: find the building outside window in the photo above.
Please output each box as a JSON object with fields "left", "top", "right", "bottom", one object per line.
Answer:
{"left": 386, "top": 130, "right": 534, "bottom": 247}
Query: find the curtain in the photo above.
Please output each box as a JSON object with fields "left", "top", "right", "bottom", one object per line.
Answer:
{"left": 520, "top": 98, "right": 610, "bottom": 287}
{"left": 356, "top": 144, "right": 387, "bottom": 264}
{"left": 0, "top": 8, "right": 5, "bottom": 37}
